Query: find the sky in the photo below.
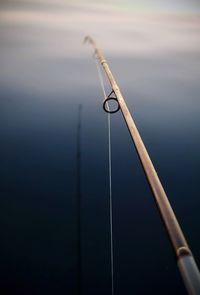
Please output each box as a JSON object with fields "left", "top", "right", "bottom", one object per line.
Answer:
{"left": 0, "top": 0, "right": 200, "bottom": 96}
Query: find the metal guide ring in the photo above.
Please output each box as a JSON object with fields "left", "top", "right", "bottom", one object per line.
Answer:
{"left": 103, "top": 97, "right": 120, "bottom": 114}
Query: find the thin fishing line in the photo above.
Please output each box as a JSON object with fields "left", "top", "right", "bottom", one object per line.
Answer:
{"left": 94, "top": 56, "right": 114, "bottom": 295}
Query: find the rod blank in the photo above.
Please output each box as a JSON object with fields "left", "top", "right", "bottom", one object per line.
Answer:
{"left": 85, "top": 35, "right": 200, "bottom": 295}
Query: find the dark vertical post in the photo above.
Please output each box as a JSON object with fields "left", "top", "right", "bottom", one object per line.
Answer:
{"left": 77, "top": 104, "right": 82, "bottom": 294}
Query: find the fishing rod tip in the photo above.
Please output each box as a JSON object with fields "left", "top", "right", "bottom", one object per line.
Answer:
{"left": 83, "top": 35, "right": 90, "bottom": 44}
{"left": 83, "top": 35, "right": 95, "bottom": 46}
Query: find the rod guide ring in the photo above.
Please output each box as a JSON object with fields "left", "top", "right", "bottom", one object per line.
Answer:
{"left": 103, "top": 90, "right": 120, "bottom": 114}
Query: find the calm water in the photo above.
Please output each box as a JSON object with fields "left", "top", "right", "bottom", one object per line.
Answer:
{"left": 1, "top": 1, "right": 200, "bottom": 294}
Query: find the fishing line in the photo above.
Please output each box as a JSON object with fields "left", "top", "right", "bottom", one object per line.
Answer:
{"left": 94, "top": 56, "right": 114, "bottom": 295}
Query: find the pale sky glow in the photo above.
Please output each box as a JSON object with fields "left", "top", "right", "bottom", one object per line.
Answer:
{"left": 0, "top": 0, "right": 200, "bottom": 95}
{"left": 1, "top": 0, "right": 200, "bottom": 57}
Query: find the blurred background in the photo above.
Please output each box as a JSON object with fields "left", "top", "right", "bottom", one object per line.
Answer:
{"left": 0, "top": 0, "right": 200, "bottom": 294}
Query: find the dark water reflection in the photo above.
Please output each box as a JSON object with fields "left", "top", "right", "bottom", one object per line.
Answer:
{"left": 1, "top": 1, "right": 200, "bottom": 294}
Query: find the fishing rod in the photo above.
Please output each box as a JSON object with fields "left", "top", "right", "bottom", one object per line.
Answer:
{"left": 84, "top": 35, "right": 200, "bottom": 295}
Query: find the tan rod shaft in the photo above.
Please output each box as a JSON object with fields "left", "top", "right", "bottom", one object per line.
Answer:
{"left": 85, "top": 35, "right": 200, "bottom": 295}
